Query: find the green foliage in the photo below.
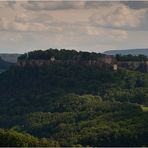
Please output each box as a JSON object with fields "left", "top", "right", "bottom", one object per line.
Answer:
{"left": 104, "top": 88, "right": 148, "bottom": 104}
{"left": 0, "top": 63, "right": 147, "bottom": 116}
{"left": 0, "top": 98, "right": 146, "bottom": 147}
{"left": 18, "top": 48, "right": 105, "bottom": 61}
{"left": 50, "top": 94, "right": 102, "bottom": 112}
{"left": 0, "top": 128, "right": 59, "bottom": 147}
{"left": 141, "top": 105, "right": 148, "bottom": 112}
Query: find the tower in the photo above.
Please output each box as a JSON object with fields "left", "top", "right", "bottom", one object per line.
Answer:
{"left": 50, "top": 56, "right": 55, "bottom": 62}
{"left": 113, "top": 64, "right": 118, "bottom": 71}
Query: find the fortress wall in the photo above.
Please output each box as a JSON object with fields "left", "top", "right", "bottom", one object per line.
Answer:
{"left": 17, "top": 58, "right": 115, "bottom": 68}
{"left": 96, "top": 57, "right": 116, "bottom": 65}
{"left": 17, "top": 58, "right": 148, "bottom": 72}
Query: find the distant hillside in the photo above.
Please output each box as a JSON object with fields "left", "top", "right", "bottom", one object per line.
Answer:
{"left": 0, "top": 57, "right": 13, "bottom": 73}
{"left": 104, "top": 49, "right": 148, "bottom": 56}
{"left": 0, "top": 53, "right": 20, "bottom": 63}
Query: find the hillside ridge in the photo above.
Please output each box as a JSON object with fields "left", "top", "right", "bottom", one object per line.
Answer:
{"left": 17, "top": 49, "right": 148, "bottom": 72}
{"left": 104, "top": 48, "right": 148, "bottom": 56}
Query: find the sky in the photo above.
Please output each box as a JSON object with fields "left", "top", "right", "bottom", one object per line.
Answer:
{"left": 0, "top": 1, "right": 148, "bottom": 53}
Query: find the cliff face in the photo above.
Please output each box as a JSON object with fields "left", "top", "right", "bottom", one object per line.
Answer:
{"left": 17, "top": 58, "right": 148, "bottom": 72}
{"left": 17, "top": 59, "right": 53, "bottom": 67}
{"left": 17, "top": 56, "right": 117, "bottom": 69}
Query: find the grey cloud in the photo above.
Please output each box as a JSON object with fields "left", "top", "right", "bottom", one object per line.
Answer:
{"left": 121, "top": 1, "right": 148, "bottom": 9}
{"left": 85, "top": 1, "right": 148, "bottom": 10}
{"left": 85, "top": 1, "right": 117, "bottom": 8}
{"left": 21, "top": 1, "right": 148, "bottom": 12}
{"left": 15, "top": 14, "right": 53, "bottom": 24}
{"left": 5, "top": 1, "right": 148, "bottom": 11}
{"left": 22, "top": 1, "right": 85, "bottom": 11}
{"left": 4, "top": 1, "right": 16, "bottom": 9}
{"left": 22, "top": 1, "right": 120, "bottom": 11}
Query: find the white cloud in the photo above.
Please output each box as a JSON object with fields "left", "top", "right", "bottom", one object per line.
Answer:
{"left": 0, "top": 32, "right": 23, "bottom": 42}
{"left": 90, "top": 4, "right": 147, "bottom": 30}
{"left": 0, "top": 17, "right": 49, "bottom": 32}
{"left": 86, "top": 26, "right": 128, "bottom": 41}
{"left": 0, "top": 12, "right": 54, "bottom": 32}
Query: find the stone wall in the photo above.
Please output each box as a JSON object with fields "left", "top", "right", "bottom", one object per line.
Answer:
{"left": 17, "top": 58, "right": 148, "bottom": 72}
{"left": 17, "top": 57, "right": 116, "bottom": 68}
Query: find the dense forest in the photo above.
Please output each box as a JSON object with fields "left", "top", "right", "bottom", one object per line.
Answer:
{"left": 18, "top": 48, "right": 148, "bottom": 61}
{"left": 0, "top": 49, "right": 148, "bottom": 147}
{"left": 18, "top": 48, "right": 106, "bottom": 61}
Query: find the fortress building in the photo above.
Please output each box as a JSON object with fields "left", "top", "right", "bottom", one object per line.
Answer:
{"left": 17, "top": 50, "right": 148, "bottom": 72}
{"left": 17, "top": 54, "right": 118, "bottom": 70}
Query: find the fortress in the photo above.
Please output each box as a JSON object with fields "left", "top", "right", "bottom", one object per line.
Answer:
{"left": 17, "top": 57, "right": 148, "bottom": 72}
{"left": 17, "top": 56, "right": 118, "bottom": 70}
{"left": 17, "top": 49, "right": 148, "bottom": 72}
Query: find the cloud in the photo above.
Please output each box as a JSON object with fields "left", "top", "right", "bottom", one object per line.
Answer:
{"left": 21, "top": 1, "right": 148, "bottom": 11}
{"left": 85, "top": 1, "right": 117, "bottom": 9}
{"left": 0, "top": 1, "right": 147, "bottom": 53}
{"left": 85, "top": 1, "right": 148, "bottom": 10}
{"left": 86, "top": 26, "right": 128, "bottom": 41}
{"left": 0, "top": 18, "right": 49, "bottom": 32}
{"left": 0, "top": 1, "right": 16, "bottom": 9}
{"left": 89, "top": 4, "right": 147, "bottom": 30}
{"left": 22, "top": 1, "right": 85, "bottom": 11}
{"left": 121, "top": 1, "right": 148, "bottom": 9}
{"left": 0, "top": 13, "right": 53, "bottom": 32}
{"left": 15, "top": 13, "right": 53, "bottom": 24}
{"left": 0, "top": 32, "right": 23, "bottom": 43}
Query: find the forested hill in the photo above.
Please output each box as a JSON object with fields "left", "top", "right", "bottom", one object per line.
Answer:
{"left": 0, "top": 49, "right": 148, "bottom": 147}
{"left": 18, "top": 48, "right": 107, "bottom": 61}
{"left": 0, "top": 53, "right": 20, "bottom": 63}
{"left": 17, "top": 49, "right": 148, "bottom": 74}
{"left": 18, "top": 48, "right": 148, "bottom": 61}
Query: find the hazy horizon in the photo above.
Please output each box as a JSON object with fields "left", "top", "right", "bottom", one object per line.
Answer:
{"left": 0, "top": 1, "right": 148, "bottom": 53}
{"left": 0, "top": 47, "right": 148, "bottom": 55}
